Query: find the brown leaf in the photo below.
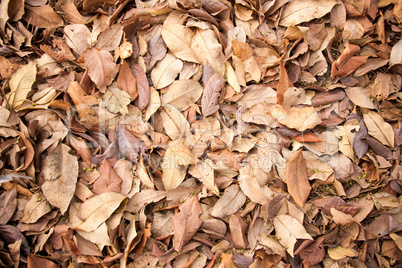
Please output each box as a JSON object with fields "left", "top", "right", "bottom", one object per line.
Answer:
{"left": 0, "top": 188, "right": 17, "bottom": 225}
{"left": 312, "top": 196, "right": 360, "bottom": 216}
{"left": 229, "top": 214, "right": 248, "bottom": 249}
{"left": 210, "top": 184, "right": 246, "bottom": 218}
{"left": 93, "top": 159, "right": 122, "bottom": 194}
{"left": 132, "top": 63, "right": 150, "bottom": 110}
{"left": 161, "top": 80, "right": 203, "bottom": 110}
{"left": 285, "top": 149, "right": 311, "bottom": 207}
{"left": 117, "top": 61, "right": 138, "bottom": 101}
{"left": 82, "top": 0, "right": 115, "bottom": 11}
{"left": 83, "top": 48, "right": 116, "bottom": 93}
{"left": 96, "top": 24, "right": 123, "bottom": 51}
{"left": 172, "top": 196, "right": 203, "bottom": 251}
{"left": 201, "top": 67, "right": 224, "bottom": 117}
{"left": 28, "top": 255, "right": 59, "bottom": 268}
{"left": 23, "top": 5, "right": 63, "bottom": 28}
{"left": 277, "top": 62, "right": 293, "bottom": 106}
{"left": 271, "top": 105, "right": 321, "bottom": 132}
{"left": 60, "top": 1, "right": 86, "bottom": 24}
{"left": 116, "top": 125, "right": 147, "bottom": 163}
{"left": 40, "top": 39, "right": 75, "bottom": 62}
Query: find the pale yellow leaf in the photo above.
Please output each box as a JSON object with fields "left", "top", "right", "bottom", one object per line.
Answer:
{"left": 144, "top": 87, "right": 161, "bottom": 121}
{"left": 363, "top": 111, "right": 394, "bottom": 148}
{"left": 161, "top": 24, "right": 199, "bottom": 63}
{"left": 161, "top": 146, "right": 188, "bottom": 191}
{"left": 6, "top": 61, "right": 37, "bottom": 109}
{"left": 328, "top": 246, "right": 358, "bottom": 260}
{"left": 160, "top": 104, "right": 190, "bottom": 140}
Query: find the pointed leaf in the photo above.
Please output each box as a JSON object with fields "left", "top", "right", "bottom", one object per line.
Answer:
{"left": 83, "top": 48, "right": 116, "bottom": 93}
{"left": 6, "top": 61, "right": 37, "bottom": 109}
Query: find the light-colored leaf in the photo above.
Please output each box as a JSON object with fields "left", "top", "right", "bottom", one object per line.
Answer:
{"left": 151, "top": 53, "right": 183, "bottom": 89}
{"left": 162, "top": 146, "right": 188, "bottom": 191}
{"left": 161, "top": 24, "right": 199, "bottom": 63}
{"left": 160, "top": 104, "right": 190, "bottom": 140}
{"left": 41, "top": 144, "right": 78, "bottom": 214}
{"left": 344, "top": 87, "right": 375, "bottom": 109}
{"left": 23, "top": 5, "right": 63, "bottom": 28}
{"left": 189, "top": 159, "right": 219, "bottom": 196}
{"left": 210, "top": 185, "right": 246, "bottom": 218}
{"left": 21, "top": 193, "right": 51, "bottom": 224}
{"left": 96, "top": 23, "right": 123, "bottom": 51}
{"left": 271, "top": 105, "right": 322, "bottom": 132}
{"left": 390, "top": 39, "right": 402, "bottom": 68}
{"left": 238, "top": 165, "right": 272, "bottom": 205}
{"left": 201, "top": 73, "right": 224, "bottom": 117}
{"left": 104, "top": 83, "right": 131, "bottom": 115}
{"left": 191, "top": 29, "right": 225, "bottom": 76}
{"left": 161, "top": 79, "right": 203, "bottom": 110}
{"left": 73, "top": 192, "right": 126, "bottom": 232}
{"left": 240, "top": 86, "right": 277, "bottom": 108}
{"left": 144, "top": 87, "right": 161, "bottom": 121}
{"left": 64, "top": 24, "right": 91, "bottom": 54}
{"left": 83, "top": 48, "right": 116, "bottom": 93}
{"left": 363, "top": 111, "right": 394, "bottom": 148}
{"left": 121, "top": 220, "right": 137, "bottom": 268}
{"left": 327, "top": 246, "right": 358, "bottom": 260}
{"left": 137, "top": 155, "right": 154, "bottom": 189}
{"left": 279, "top": 0, "right": 338, "bottom": 27}
{"left": 6, "top": 60, "right": 36, "bottom": 109}
{"left": 274, "top": 215, "right": 313, "bottom": 257}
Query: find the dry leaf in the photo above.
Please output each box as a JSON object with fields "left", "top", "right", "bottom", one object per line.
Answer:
{"left": 189, "top": 159, "right": 219, "bottom": 196}
{"left": 151, "top": 53, "right": 183, "bottom": 89}
{"left": 83, "top": 48, "right": 116, "bottom": 93}
{"left": 23, "top": 5, "right": 63, "bottom": 28}
{"left": 210, "top": 184, "right": 246, "bottom": 218}
{"left": 41, "top": 144, "right": 78, "bottom": 214}
{"left": 363, "top": 111, "right": 395, "bottom": 148}
{"left": 285, "top": 149, "right": 311, "bottom": 207}
{"left": 161, "top": 79, "right": 203, "bottom": 110}
{"left": 274, "top": 215, "right": 313, "bottom": 257}
{"left": 172, "top": 196, "right": 203, "bottom": 251}
{"left": 271, "top": 105, "right": 321, "bottom": 132}
{"left": 64, "top": 24, "right": 91, "bottom": 54}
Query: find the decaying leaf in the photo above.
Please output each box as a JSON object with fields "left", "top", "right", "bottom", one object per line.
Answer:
{"left": 83, "top": 48, "right": 116, "bottom": 93}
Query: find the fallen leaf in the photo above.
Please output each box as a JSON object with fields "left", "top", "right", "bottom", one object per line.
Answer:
{"left": 327, "top": 246, "right": 358, "bottom": 260}
{"left": 104, "top": 83, "right": 131, "bottom": 115}
{"left": 201, "top": 70, "right": 225, "bottom": 117}
{"left": 5, "top": 61, "right": 37, "bottom": 110}
{"left": 41, "top": 144, "right": 78, "bottom": 214}
{"left": 23, "top": 5, "right": 63, "bottom": 28}
{"left": 271, "top": 105, "right": 321, "bottom": 132}
{"left": 279, "top": 0, "right": 338, "bottom": 27}
{"left": 151, "top": 53, "right": 183, "bottom": 89}
{"left": 238, "top": 165, "right": 272, "bottom": 205}
{"left": 64, "top": 24, "right": 91, "bottom": 55}
{"left": 210, "top": 184, "right": 246, "bottom": 218}
{"left": 73, "top": 192, "right": 126, "bottom": 232}
{"left": 161, "top": 24, "right": 199, "bottom": 63}
{"left": 160, "top": 104, "right": 190, "bottom": 140}
{"left": 363, "top": 111, "right": 395, "bottom": 148}
{"left": 28, "top": 255, "right": 59, "bottom": 268}
{"left": 117, "top": 61, "right": 138, "bottom": 101}
{"left": 21, "top": 193, "right": 51, "bottom": 224}
{"left": 189, "top": 159, "right": 219, "bottom": 196}
{"left": 161, "top": 79, "right": 203, "bottom": 110}
{"left": 0, "top": 188, "right": 17, "bottom": 225}
{"left": 285, "top": 149, "right": 311, "bottom": 207}
{"left": 96, "top": 24, "right": 123, "bottom": 51}
{"left": 274, "top": 215, "right": 313, "bottom": 257}
{"left": 172, "top": 196, "right": 203, "bottom": 251}
{"left": 161, "top": 145, "right": 188, "bottom": 191}
{"left": 93, "top": 159, "right": 122, "bottom": 194}
{"left": 83, "top": 48, "right": 116, "bottom": 93}
{"left": 229, "top": 214, "right": 248, "bottom": 249}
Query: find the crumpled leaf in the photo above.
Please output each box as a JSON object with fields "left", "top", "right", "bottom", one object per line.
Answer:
{"left": 104, "top": 84, "right": 131, "bottom": 115}
{"left": 238, "top": 165, "right": 272, "bottom": 205}
{"left": 172, "top": 196, "right": 203, "bottom": 251}
{"left": 274, "top": 215, "right": 313, "bottom": 257}
{"left": 189, "top": 159, "right": 219, "bottom": 196}
{"left": 41, "top": 143, "right": 78, "bottom": 214}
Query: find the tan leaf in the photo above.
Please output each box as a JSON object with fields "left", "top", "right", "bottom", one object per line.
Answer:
{"left": 363, "top": 111, "right": 394, "bottom": 148}
{"left": 172, "top": 196, "right": 203, "bottom": 251}
{"left": 279, "top": 0, "right": 337, "bottom": 26}
{"left": 238, "top": 165, "right": 272, "bottom": 205}
{"left": 73, "top": 192, "right": 126, "bottom": 232}
{"left": 5, "top": 60, "right": 36, "bottom": 110}
{"left": 83, "top": 48, "right": 116, "bottom": 93}
{"left": 161, "top": 80, "right": 203, "bottom": 110}
{"left": 23, "top": 5, "right": 63, "bottom": 28}
{"left": 60, "top": 1, "right": 86, "bottom": 24}
{"left": 226, "top": 61, "right": 241, "bottom": 92}
{"left": 240, "top": 86, "right": 277, "bottom": 108}
{"left": 137, "top": 155, "right": 154, "bottom": 189}
{"left": 93, "top": 159, "right": 122, "bottom": 195}
{"left": 285, "top": 149, "right": 311, "bottom": 207}
{"left": 390, "top": 233, "right": 402, "bottom": 251}
{"left": 229, "top": 214, "right": 248, "bottom": 249}
{"left": 151, "top": 53, "right": 183, "bottom": 89}
{"left": 161, "top": 104, "right": 190, "bottom": 140}
{"left": 121, "top": 220, "right": 137, "bottom": 268}
{"left": 274, "top": 215, "right": 313, "bottom": 257}
{"left": 201, "top": 72, "right": 225, "bottom": 117}
{"left": 96, "top": 24, "right": 123, "bottom": 51}
{"left": 21, "top": 193, "right": 51, "bottom": 224}
{"left": 189, "top": 159, "right": 219, "bottom": 196}
{"left": 104, "top": 83, "right": 131, "bottom": 115}
{"left": 64, "top": 24, "right": 91, "bottom": 54}
{"left": 161, "top": 146, "right": 188, "bottom": 191}
{"left": 169, "top": 140, "right": 197, "bottom": 166}
{"left": 327, "top": 246, "right": 358, "bottom": 260}
{"left": 271, "top": 105, "right": 321, "bottom": 132}
{"left": 210, "top": 184, "right": 246, "bottom": 218}
{"left": 41, "top": 144, "right": 78, "bottom": 214}
{"left": 342, "top": 20, "right": 364, "bottom": 40}
{"left": 161, "top": 24, "right": 199, "bottom": 63}
{"left": 344, "top": 87, "right": 375, "bottom": 109}
{"left": 0, "top": 0, "right": 10, "bottom": 33}
{"left": 191, "top": 29, "right": 225, "bottom": 76}
{"left": 82, "top": 0, "right": 115, "bottom": 11}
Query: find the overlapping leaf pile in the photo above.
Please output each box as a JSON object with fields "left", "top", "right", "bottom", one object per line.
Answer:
{"left": 0, "top": 0, "right": 402, "bottom": 267}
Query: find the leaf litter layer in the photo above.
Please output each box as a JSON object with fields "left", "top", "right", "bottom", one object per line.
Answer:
{"left": 0, "top": 0, "right": 402, "bottom": 267}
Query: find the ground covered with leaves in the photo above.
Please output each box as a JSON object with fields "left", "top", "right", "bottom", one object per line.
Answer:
{"left": 0, "top": 0, "right": 402, "bottom": 267}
